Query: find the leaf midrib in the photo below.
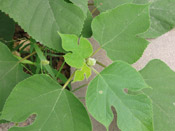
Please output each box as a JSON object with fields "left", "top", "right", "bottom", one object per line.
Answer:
{"left": 101, "top": 5, "right": 148, "bottom": 48}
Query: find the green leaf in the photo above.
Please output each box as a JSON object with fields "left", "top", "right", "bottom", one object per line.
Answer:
{"left": 0, "top": 11, "right": 15, "bottom": 41}
{"left": 140, "top": 60, "right": 175, "bottom": 131}
{"left": 135, "top": 0, "right": 175, "bottom": 38}
{"left": 95, "top": 0, "right": 175, "bottom": 38}
{"left": 33, "top": 44, "right": 56, "bottom": 80}
{"left": 59, "top": 33, "right": 93, "bottom": 68}
{"left": 92, "top": 4, "right": 149, "bottom": 64}
{"left": 0, "top": 42, "right": 28, "bottom": 113}
{"left": 81, "top": 10, "right": 93, "bottom": 38}
{"left": 69, "top": 0, "right": 88, "bottom": 16}
{"left": 73, "top": 63, "right": 91, "bottom": 82}
{"left": 86, "top": 61, "right": 153, "bottom": 131}
{"left": 0, "top": 0, "right": 87, "bottom": 51}
{"left": 1, "top": 74, "right": 92, "bottom": 131}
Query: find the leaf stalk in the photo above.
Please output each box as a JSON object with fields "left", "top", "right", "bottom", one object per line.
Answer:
{"left": 62, "top": 71, "right": 76, "bottom": 90}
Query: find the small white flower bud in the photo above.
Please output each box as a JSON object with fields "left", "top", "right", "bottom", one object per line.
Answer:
{"left": 87, "top": 58, "right": 96, "bottom": 66}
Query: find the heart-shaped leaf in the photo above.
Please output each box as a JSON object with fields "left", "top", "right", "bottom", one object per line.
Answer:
{"left": 59, "top": 33, "right": 93, "bottom": 68}
{"left": 1, "top": 74, "right": 92, "bottom": 131}
{"left": 0, "top": 42, "right": 28, "bottom": 113}
{"left": 95, "top": 0, "right": 175, "bottom": 38}
{"left": 86, "top": 61, "right": 153, "bottom": 131}
{"left": 140, "top": 60, "right": 175, "bottom": 131}
{"left": 0, "top": 0, "right": 88, "bottom": 51}
{"left": 92, "top": 4, "right": 149, "bottom": 64}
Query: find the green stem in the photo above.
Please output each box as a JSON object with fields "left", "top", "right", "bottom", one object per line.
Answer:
{"left": 56, "top": 61, "right": 65, "bottom": 78}
{"left": 91, "top": 67, "right": 99, "bottom": 75}
{"left": 91, "top": 47, "right": 101, "bottom": 57}
{"left": 18, "top": 51, "right": 36, "bottom": 64}
{"left": 22, "top": 64, "right": 33, "bottom": 75}
{"left": 14, "top": 55, "right": 35, "bottom": 65}
{"left": 88, "top": 3, "right": 94, "bottom": 6}
{"left": 72, "top": 84, "right": 89, "bottom": 92}
{"left": 96, "top": 61, "right": 106, "bottom": 68}
{"left": 91, "top": 7, "right": 98, "bottom": 15}
{"left": 62, "top": 71, "right": 76, "bottom": 90}
{"left": 78, "top": 97, "right": 85, "bottom": 100}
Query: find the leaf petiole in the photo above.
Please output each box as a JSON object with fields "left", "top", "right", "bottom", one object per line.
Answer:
{"left": 18, "top": 51, "right": 36, "bottom": 64}
{"left": 91, "top": 47, "right": 101, "bottom": 57}
{"left": 96, "top": 61, "right": 106, "bottom": 68}
{"left": 72, "top": 83, "right": 89, "bottom": 92}
{"left": 91, "top": 67, "right": 99, "bottom": 75}
{"left": 62, "top": 71, "right": 76, "bottom": 90}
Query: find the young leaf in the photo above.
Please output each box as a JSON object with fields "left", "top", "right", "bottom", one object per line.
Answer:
{"left": 59, "top": 33, "right": 93, "bottom": 68}
{"left": 1, "top": 75, "right": 92, "bottom": 131}
{"left": 86, "top": 61, "right": 153, "bottom": 131}
{"left": 140, "top": 60, "right": 175, "bottom": 131}
{"left": 33, "top": 44, "right": 56, "bottom": 80}
{"left": 73, "top": 63, "right": 91, "bottom": 82}
{"left": 0, "top": 0, "right": 87, "bottom": 51}
{"left": 95, "top": 0, "right": 175, "bottom": 38}
{"left": 0, "top": 42, "right": 28, "bottom": 113}
{"left": 92, "top": 4, "right": 150, "bottom": 64}
{"left": 0, "top": 11, "right": 15, "bottom": 41}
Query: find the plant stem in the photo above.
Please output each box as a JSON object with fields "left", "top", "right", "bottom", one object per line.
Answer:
{"left": 56, "top": 61, "right": 65, "bottom": 78}
{"left": 62, "top": 71, "right": 76, "bottom": 90}
{"left": 91, "top": 67, "right": 99, "bottom": 75}
{"left": 96, "top": 61, "right": 106, "bottom": 68}
{"left": 22, "top": 64, "right": 33, "bottom": 75}
{"left": 14, "top": 55, "right": 36, "bottom": 65}
{"left": 78, "top": 97, "right": 85, "bottom": 100}
{"left": 91, "top": 7, "right": 98, "bottom": 15}
{"left": 72, "top": 84, "right": 89, "bottom": 92}
{"left": 91, "top": 47, "right": 101, "bottom": 57}
{"left": 18, "top": 51, "right": 36, "bottom": 63}
{"left": 88, "top": 3, "right": 94, "bottom": 6}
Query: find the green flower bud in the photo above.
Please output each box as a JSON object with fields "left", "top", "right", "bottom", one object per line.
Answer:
{"left": 41, "top": 60, "right": 50, "bottom": 65}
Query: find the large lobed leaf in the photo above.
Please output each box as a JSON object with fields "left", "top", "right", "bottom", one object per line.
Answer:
{"left": 140, "top": 60, "right": 175, "bottom": 131}
{"left": 1, "top": 75, "right": 92, "bottom": 131}
{"left": 0, "top": 0, "right": 88, "bottom": 51}
{"left": 86, "top": 61, "right": 153, "bottom": 131}
{"left": 92, "top": 4, "right": 150, "bottom": 64}
{"left": 94, "top": 0, "right": 175, "bottom": 38}
{"left": 0, "top": 42, "right": 28, "bottom": 114}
